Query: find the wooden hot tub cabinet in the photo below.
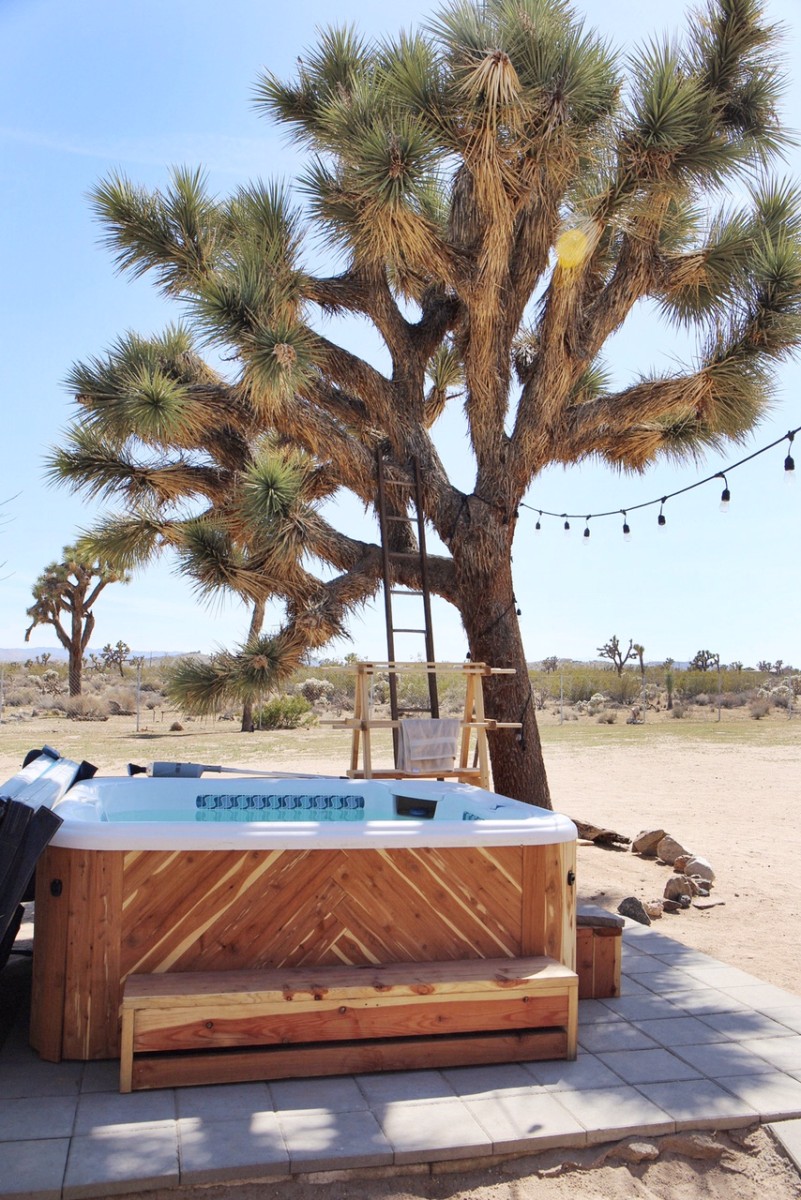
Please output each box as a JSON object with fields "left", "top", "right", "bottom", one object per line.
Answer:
{"left": 30, "top": 840, "right": 577, "bottom": 1065}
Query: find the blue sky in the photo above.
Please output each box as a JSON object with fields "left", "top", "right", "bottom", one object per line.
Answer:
{"left": 1, "top": 0, "right": 800, "bottom": 668}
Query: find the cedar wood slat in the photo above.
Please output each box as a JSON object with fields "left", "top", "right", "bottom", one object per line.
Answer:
{"left": 129, "top": 1028, "right": 569, "bottom": 1090}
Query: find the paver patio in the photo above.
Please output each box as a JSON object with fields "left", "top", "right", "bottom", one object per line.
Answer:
{"left": 2, "top": 921, "right": 800, "bottom": 1199}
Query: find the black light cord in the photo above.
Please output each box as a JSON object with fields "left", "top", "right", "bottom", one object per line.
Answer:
{"left": 520, "top": 426, "right": 800, "bottom": 524}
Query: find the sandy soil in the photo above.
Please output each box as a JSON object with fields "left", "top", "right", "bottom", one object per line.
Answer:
{"left": 3, "top": 733, "right": 801, "bottom": 1198}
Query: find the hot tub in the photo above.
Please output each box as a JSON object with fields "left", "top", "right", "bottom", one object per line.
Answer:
{"left": 24, "top": 763, "right": 578, "bottom": 1063}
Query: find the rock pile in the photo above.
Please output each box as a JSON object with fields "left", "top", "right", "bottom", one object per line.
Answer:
{"left": 616, "top": 829, "right": 722, "bottom": 925}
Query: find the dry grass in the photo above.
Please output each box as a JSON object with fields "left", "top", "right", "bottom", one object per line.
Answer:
{"left": 1, "top": 706, "right": 798, "bottom": 781}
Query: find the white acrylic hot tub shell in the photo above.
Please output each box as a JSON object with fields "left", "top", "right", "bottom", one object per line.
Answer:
{"left": 50, "top": 775, "right": 577, "bottom": 851}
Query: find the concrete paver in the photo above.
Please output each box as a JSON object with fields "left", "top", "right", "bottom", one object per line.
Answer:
{"left": 463, "top": 1091, "right": 586, "bottom": 1153}
{"left": 768, "top": 1118, "right": 801, "bottom": 1175}
{"left": 0, "top": 1138, "right": 70, "bottom": 1200}
{"left": 62, "top": 1122, "right": 179, "bottom": 1199}
{"left": 277, "top": 1108, "right": 393, "bottom": 1170}
{"left": 375, "top": 1098, "right": 492, "bottom": 1163}
{"left": 178, "top": 1112, "right": 289, "bottom": 1184}
{"left": 554, "top": 1084, "right": 675, "bottom": 1144}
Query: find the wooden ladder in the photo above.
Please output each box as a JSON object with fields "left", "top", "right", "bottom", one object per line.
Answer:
{"left": 376, "top": 453, "right": 439, "bottom": 762}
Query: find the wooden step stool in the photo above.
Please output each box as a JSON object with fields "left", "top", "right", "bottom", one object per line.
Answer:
{"left": 119, "top": 956, "right": 578, "bottom": 1092}
{"left": 576, "top": 905, "right": 624, "bottom": 999}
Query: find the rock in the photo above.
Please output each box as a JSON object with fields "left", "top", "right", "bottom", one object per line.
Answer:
{"left": 643, "top": 900, "right": 664, "bottom": 919}
{"left": 693, "top": 898, "right": 726, "bottom": 909}
{"left": 673, "top": 853, "right": 692, "bottom": 873}
{"left": 657, "top": 835, "right": 692, "bottom": 865}
{"left": 632, "top": 829, "right": 666, "bottom": 856}
{"left": 690, "top": 877, "right": 711, "bottom": 896}
{"left": 617, "top": 896, "right": 651, "bottom": 925}
{"left": 660, "top": 1132, "right": 725, "bottom": 1160}
{"left": 608, "top": 1139, "right": 660, "bottom": 1164}
{"left": 683, "top": 855, "right": 715, "bottom": 883}
{"left": 662, "top": 898, "right": 684, "bottom": 913}
{"left": 664, "top": 874, "right": 696, "bottom": 901}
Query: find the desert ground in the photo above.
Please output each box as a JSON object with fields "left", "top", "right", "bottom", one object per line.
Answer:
{"left": 1, "top": 713, "right": 800, "bottom": 1198}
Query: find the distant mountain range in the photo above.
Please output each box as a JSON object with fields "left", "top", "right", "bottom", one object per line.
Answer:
{"left": 0, "top": 647, "right": 194, "bottom": 663}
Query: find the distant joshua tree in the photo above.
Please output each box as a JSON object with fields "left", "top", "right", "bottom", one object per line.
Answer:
{"left": 597, "top": 636, "right": 635, "bottom": 677}
{"left": 25, "top": 547, "right": 127, "bottom": 695}
{"left": 689, "top": 648, "right": 719, "bottom": 672}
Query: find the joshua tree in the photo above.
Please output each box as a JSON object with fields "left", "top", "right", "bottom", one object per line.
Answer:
{"left": 101, "top": 640, "right": 131, "bottom": 677}
{"left": 24, "top": 547, "right": 127, "bottom": 695}
{"left": 597, "top": 635, "right": 635, "bottom": 677}
{"left": 689, "top": 648, "right": 718, "bottom": 671}
{"left": 52, "top": 0, "right": 801, "bottom": 805}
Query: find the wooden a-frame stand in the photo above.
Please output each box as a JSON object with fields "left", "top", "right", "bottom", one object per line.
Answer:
{"left": 333, "top": 661, "right": 520, "bottom": 790}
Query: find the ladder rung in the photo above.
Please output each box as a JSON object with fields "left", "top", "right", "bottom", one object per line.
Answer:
{"left": 398, "top": 706, "right": 434, "bottom": 714}
{"left": 383, "top": 480, "right": 413, "bottom": 488}
{"left": 392, "top": 627, "right": 427, "bottom": 634}
{"left": 388, "top": 551, "right": 425, "bottom": 560}
{"left": 384, "top": 515, "right": 412, "bottom": 523}
{"left": 391, "top": 589, "right": 422, "bottom": 597}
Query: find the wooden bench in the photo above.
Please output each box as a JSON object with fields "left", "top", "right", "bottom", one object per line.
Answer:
{"left": 119, "top": 956, "right": 578, "bottom": 1092}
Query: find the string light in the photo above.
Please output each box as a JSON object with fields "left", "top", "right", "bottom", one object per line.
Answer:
{"left": 518, "top": 422, "right": 800, "bottom": 537}
{"left": 621, "top": 510, "right": 632, "bottom": 541}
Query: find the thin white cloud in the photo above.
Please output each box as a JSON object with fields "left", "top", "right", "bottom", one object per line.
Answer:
{"left": 0, "top": 126, "right": 295, "bottom": 177}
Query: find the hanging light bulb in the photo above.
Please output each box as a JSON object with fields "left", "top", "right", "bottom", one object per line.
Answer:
{"left": 535, "top": 511, "right": 542, "bottom": 530}
{"left": 785, "top": 433, "right": 796, "bottom": 485}
{"left": 562, "top": 515, "right": 570, "bottom": 534}
{"left": 583, "top": 518, "right": 591, "bottom": 540}
{"left": 657, "top": 499, "right": 667, "bottom": 527}
{"left": 718, "top": 473, "right": 731, "bottom": 512}
{"left": 621, "top": 511, "right": 632, "bottom": 541}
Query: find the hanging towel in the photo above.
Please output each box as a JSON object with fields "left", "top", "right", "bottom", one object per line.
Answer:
{"left": 397, "top": 718, "right": 461, "bottom": 774}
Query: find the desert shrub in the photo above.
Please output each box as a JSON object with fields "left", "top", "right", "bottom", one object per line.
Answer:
{"left": 38, "top": 669, "right": 63, "bottom": 696}
{"left": 749, "top": 697, "right": 771, "bottom": 720}
{"left": 770, "top": 687, "right": 793, "bottom": 709}
{"left": 4, "top": 686, "right": 38, "bottom": 707}
{"left": 255, "top": 695, "right": 313, "bottom": 729}
{"left": 671, "top": 703, "right": 686, "bottom": 719}
{"left": 605, "top": 674, "right": 642, "bottom": 704}
{"left": 105, "top": 688, "right": 137, "bottom": 715}
{"left": 65, "top": 695, "right": 109, "bottom": 721}
{"left": 695, "top": 693, "right": 710, "bottom": 706}
{"left": 565, "top": 676, "right": 595, "bottom": 703}
{"left": 299, "top": 677, "right": 335, "bottom": 704}
{"left": 720, "top": 692, "right": 746, "bottom": 709}
{"left": 144, "top": 694, "right": 165, "bottom": 710}
{"left": 597, "top": 711, "right": 617, "bottom": 724}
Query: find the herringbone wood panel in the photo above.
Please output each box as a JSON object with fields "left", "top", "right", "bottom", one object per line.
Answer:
{"left": 120, "top": 846, "right": 524, "bottom": 976}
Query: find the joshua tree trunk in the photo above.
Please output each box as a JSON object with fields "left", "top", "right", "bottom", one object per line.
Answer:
{"left": 240, "top": 598, "right": 266, "bottom": 733}
{"left": 452, "top": 519, "right": 551, "bottom": 808}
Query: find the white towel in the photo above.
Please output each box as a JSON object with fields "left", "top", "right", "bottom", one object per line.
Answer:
{"left": 397, "top": 718, "right": 461, "bottom": 773}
